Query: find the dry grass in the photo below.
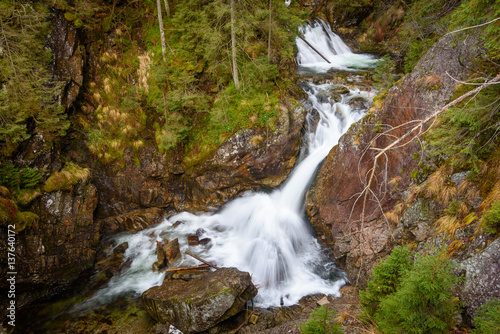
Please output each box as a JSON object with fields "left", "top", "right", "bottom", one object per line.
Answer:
{"left": 435, "top": 215, "right": 461, "bottom": 236}
{"left": 458, "top": 180, "right": 481, "bottom": 202}
{"left": 424, "top": 75, "right": 442, "bottom": 89}
{"left": 447, "top": 239, "right": 465, "bottom": 257}
{"left": 385, "top": 211, "right": 400, "bottom": 226}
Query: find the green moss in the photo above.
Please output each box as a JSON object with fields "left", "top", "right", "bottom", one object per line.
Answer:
{"left": 43, "top": 163, "right": 89, "bottom": 192}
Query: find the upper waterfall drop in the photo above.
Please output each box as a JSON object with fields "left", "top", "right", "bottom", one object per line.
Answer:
{"left": 83, "top": 19, "right": 378, "bottom": 311}
{"left": 296, "top": 19, "right": 378, "bottom": 72}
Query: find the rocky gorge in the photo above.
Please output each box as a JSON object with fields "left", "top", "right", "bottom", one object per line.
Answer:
{"left": 1, "top": 0, "right": 500, "bottom": 333}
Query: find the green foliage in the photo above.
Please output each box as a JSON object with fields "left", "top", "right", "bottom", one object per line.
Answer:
{"left": 142, "top": 0, "right": 306, "bottom": 162}
{"left": 20, "top": 167, "right": 44, "bottom": 189}
{"left": 374, "top": 252, "right": 459, "bottom": 334}
{"left": 481, "top": 201, "right": 500, "bottom": 234}
{"left": 0, "top": 0, "right": 70, "bottom": 156}
{"left": 426, "top": 83, "right": 500, "bottom": 170}
{"left": 300, "top": 306, "right": 343, "bottom": 334}
{"left": 43, "top": 163, "right": 89, "bottom": 192}
{"left": 396, "top": 0, "right": 460, "bottom": 72}
{"left": 448, "top": 0, "right": 500, "bottom": 61}
{"left": 474, "top": 298, "right": 500, "bottom": 334}
{"left": 360, "top": 246, "right": 413, "bottom": 318}
{"left": 0, "top": 163, "right": 42, "bottom": 190}
{"left": 372, "top": 55, "right": 397, "bottom": 89}
{"left": 0, "top": 163, "right": 20, "bottom": 189}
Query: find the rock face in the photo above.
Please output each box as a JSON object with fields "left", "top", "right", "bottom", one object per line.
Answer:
{"left": 183, "top": 102, "right": 307, "bottom": 211}
{"left": 306, "top": 32, "right": 482, "bottom": 286}
{"left": 47, "top": 11, "right": 85, "bottom": 109}
{"left": 142, "top": 267, "right": 258, "bottom": 333}
{"left": 100, "top": 207, "right": 164, "bottom": 235}
{"left": 460, "top": 238, "right": 500, "bottom": 323}
{"left": 12, "top": 178, "right": 99, "bottom": 307}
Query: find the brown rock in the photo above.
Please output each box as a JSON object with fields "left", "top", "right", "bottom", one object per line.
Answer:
{"left": 100, "top": 207, "right": 164, "bottom": 235}
{"left": 164, "top": 238, "right": 180, "bottom": 264}
{"left": 187, "top": 234, "right": 200, "bottom": 246}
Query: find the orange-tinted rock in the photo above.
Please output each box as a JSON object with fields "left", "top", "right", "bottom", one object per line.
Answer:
{"left": 306, "top": 32, "right": 482, "bottom": 286}
{"left": 187, "top": 234, "right": 200, "bottom": 246}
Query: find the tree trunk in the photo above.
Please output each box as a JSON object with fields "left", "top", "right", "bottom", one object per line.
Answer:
{"left": 230, "top": 0, "right": 240, "bottom": 89}
{"left": 268, "top": 0, "right": 272, "bottom": 60}
{"left": 163, "top": 0, "right": 170, "bottom": 17}
{"left": 157, "top": 0, "right": 166, "bottom": 61}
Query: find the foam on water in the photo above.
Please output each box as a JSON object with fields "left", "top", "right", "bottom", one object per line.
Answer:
{"left": 296, "top": 19, "right": 378, "bottom": 72}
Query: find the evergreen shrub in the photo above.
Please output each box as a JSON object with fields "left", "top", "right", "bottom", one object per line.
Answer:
{"left": 374, "top": 252, "right": 459, "bottom": 334}
{"left": 360, "top": 246, "right": 413, "bottom": 319}
{"left": 300, "top": 306, "right": 343, "bottom": 334}
{"left": 474, "top": 298, "right": 500, "bottom": 334}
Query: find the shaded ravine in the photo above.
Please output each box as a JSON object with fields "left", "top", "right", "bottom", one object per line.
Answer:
{"left": 83, "top": 19, "right": 378, "bottom": 310}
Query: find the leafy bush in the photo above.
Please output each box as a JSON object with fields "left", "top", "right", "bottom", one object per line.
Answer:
{"left": 300, "top": 306, "right": 343, "bottom": 334}
{"left": 374, "top": 252, "right": 459, "bottom": 334}
{"left": 360, "top": 246, "right": 414, "bottom": 318}
{"left": 474, "top": 298, "right": 500, "bottom": 334}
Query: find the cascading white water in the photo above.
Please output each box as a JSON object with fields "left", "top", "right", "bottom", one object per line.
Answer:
{"left": 296, "top": 19, "right": 378, "bottom": 72}
{"left": 84, "top": 19, "right": 377, "bottom": 310}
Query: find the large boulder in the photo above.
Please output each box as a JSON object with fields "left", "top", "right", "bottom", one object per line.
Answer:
{"left": 460, "top": 238, "right": 500, "bottom": 323}
{"left": 142, "top": 267, "right": 258, "bottom": 333}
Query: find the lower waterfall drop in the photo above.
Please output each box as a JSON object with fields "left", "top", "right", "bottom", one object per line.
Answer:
{"left": 88, "top": 19, "right": 378, "bottom": 309}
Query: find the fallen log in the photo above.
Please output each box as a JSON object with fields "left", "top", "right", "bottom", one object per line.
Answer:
{"left": 298, "top": 35, "right": 331, "bottom": 64}
{"left": 186, "top": 250, "right": 219, "bottom": 269}
{"left": 165, "top": 264, "right": 211, "bottom": 272}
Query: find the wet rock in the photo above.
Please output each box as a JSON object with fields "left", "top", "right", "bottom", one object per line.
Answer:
{"left": 347, "top": 97, "right": 370, "bottom": 112}
{"left": 8, "top": 177, "right": 99, "bottom": 307}
{"left": 100, "top": 207, "right": 164, "bottom": 235}
{"left": 165, "top": 238, "right": 181, "bottom": 264}
{"left": 153, "top": 238, "right": 180, "bottom": 271}
{"left": 459, "top": 238, "right": 500, "bottom": 323}
{"left": 306, "top": 32, "right": 482, "bottom": 286}
{"left": 93, "top": 242, "right": 132, "bottom": 289}
{"left": 200, "top": 238, "right": 212, "bottom": 246}
{"left": 142, "top": 267, "right": 258, "bottom": 333}
{"left": 187, "top": 234, "right": 200, "bottom": 246}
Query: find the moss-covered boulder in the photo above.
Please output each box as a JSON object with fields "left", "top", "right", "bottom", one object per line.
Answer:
{"left": 142, "top": 267, "right": 257, "bottom": 333}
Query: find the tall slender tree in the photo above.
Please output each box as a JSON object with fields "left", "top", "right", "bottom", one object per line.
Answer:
{"left": 230, "top": 0, "right": 239, "bottom": 89}
{"left": 268, "top": 0, "right": 272, "bottom": 59}
{"left": 163, "top": 0, "right": 170, "bottom": 17}
{"left": 157, "top": 0, "right": 166, "bottom": 60}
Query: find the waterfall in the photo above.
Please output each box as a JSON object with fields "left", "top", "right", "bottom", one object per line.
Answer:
{"left": 86, "top": 19, "right": 377, "bottom": 309}
{"left": 296, "top": 19, "right": 378, "bottom": 72}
